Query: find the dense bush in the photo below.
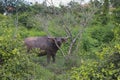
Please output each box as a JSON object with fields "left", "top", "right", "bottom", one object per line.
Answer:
{"left": 68, "top": 23, "right": 120, "bottom": 80}
{"left": 112, "top": 8, "right": 120, "bottom": 24}
{"left": 81, "top": 24, "right": 114, "bottom": 52}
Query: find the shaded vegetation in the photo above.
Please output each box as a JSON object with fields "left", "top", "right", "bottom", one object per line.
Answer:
{"left": 0, "top": 0, "right": 120, "bottom": 80}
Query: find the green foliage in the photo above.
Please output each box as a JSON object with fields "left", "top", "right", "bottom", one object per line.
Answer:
{"left": 101, "top": 0, "right": 109, "bottom": 25}
{"left": 0, "top": 54, "right": 35, "bottom": 80}
{"left": 68, "top": 23, "right": 120, "bottom": 80}
{"left": 0, "top": 2, "right": 4, "bottom": 14}
{"left": 112, "top": 8, "right": 120, "bottom": 24}
{"left": 69, "top": 52, "right": 120, "bottom": 80}
{"left": 0, "top": 16, "right": 55, "bottom": 80}
{"left": 18, "top": 12, "right": 31, "bottom": 28}
{"left": 113, "top": 23, "right": 120, "bottom": 42}
{"left": 28, "top": 29, "right": 47, "bottom": 36}
{"left": 69, "top": 45, "right": 120, "bottom": 80}
{"left": 81, "top": 24, "right": 114, "bottom": 52}
{"left": 0, "top": 26, "right": 21, "bottom": 63}
{"left": 69, "top": 61, "right": 98, "bottom": 80}
{"left": 0, "top": 14, "right": 7, "bottom": 20}
{"left": 64, "top": 54, "right": 82, "bottom": 69}
{"left": 0, "top": 53, "right": 55, "bottom": 80}
{"left": 110, "top": 0, "right": 120, "bottom": 8}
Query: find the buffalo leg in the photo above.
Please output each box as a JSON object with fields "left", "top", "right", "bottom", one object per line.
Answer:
{"left": 47, "top": 54, "right": 51, "bottom": 64}
{"left": 27, "top": 49, "right": 30, "bottom": 53}
{"left": 52, "top": 54, "right": 56, "bottom": 63}
{"left": 27, "top": 47, "right": 31, "bottom": 53}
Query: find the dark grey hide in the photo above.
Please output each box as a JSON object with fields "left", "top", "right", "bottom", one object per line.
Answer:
{"left": 24, "top": 36, "right": 67, "bottom": 63}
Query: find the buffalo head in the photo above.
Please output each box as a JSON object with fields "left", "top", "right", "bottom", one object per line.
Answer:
{"left": 48, "top": 37, "right": 68, "bottom": 47}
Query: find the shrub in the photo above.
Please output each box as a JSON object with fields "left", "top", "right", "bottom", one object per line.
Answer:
{"left": 0, "top": 18, "right": 54, "bottom": 80}
{"left": 68, "top": 23, "right": 120, "bottom": 80}
{"left": 81, "top": 24, "right": 114, "bottom": 52}
{"left": 112, "top": 8, "right": 120, "bottom": 24}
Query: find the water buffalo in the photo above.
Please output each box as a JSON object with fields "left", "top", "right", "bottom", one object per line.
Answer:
{"left": 24, "top": 36, "right": 68, "bottom": 63}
